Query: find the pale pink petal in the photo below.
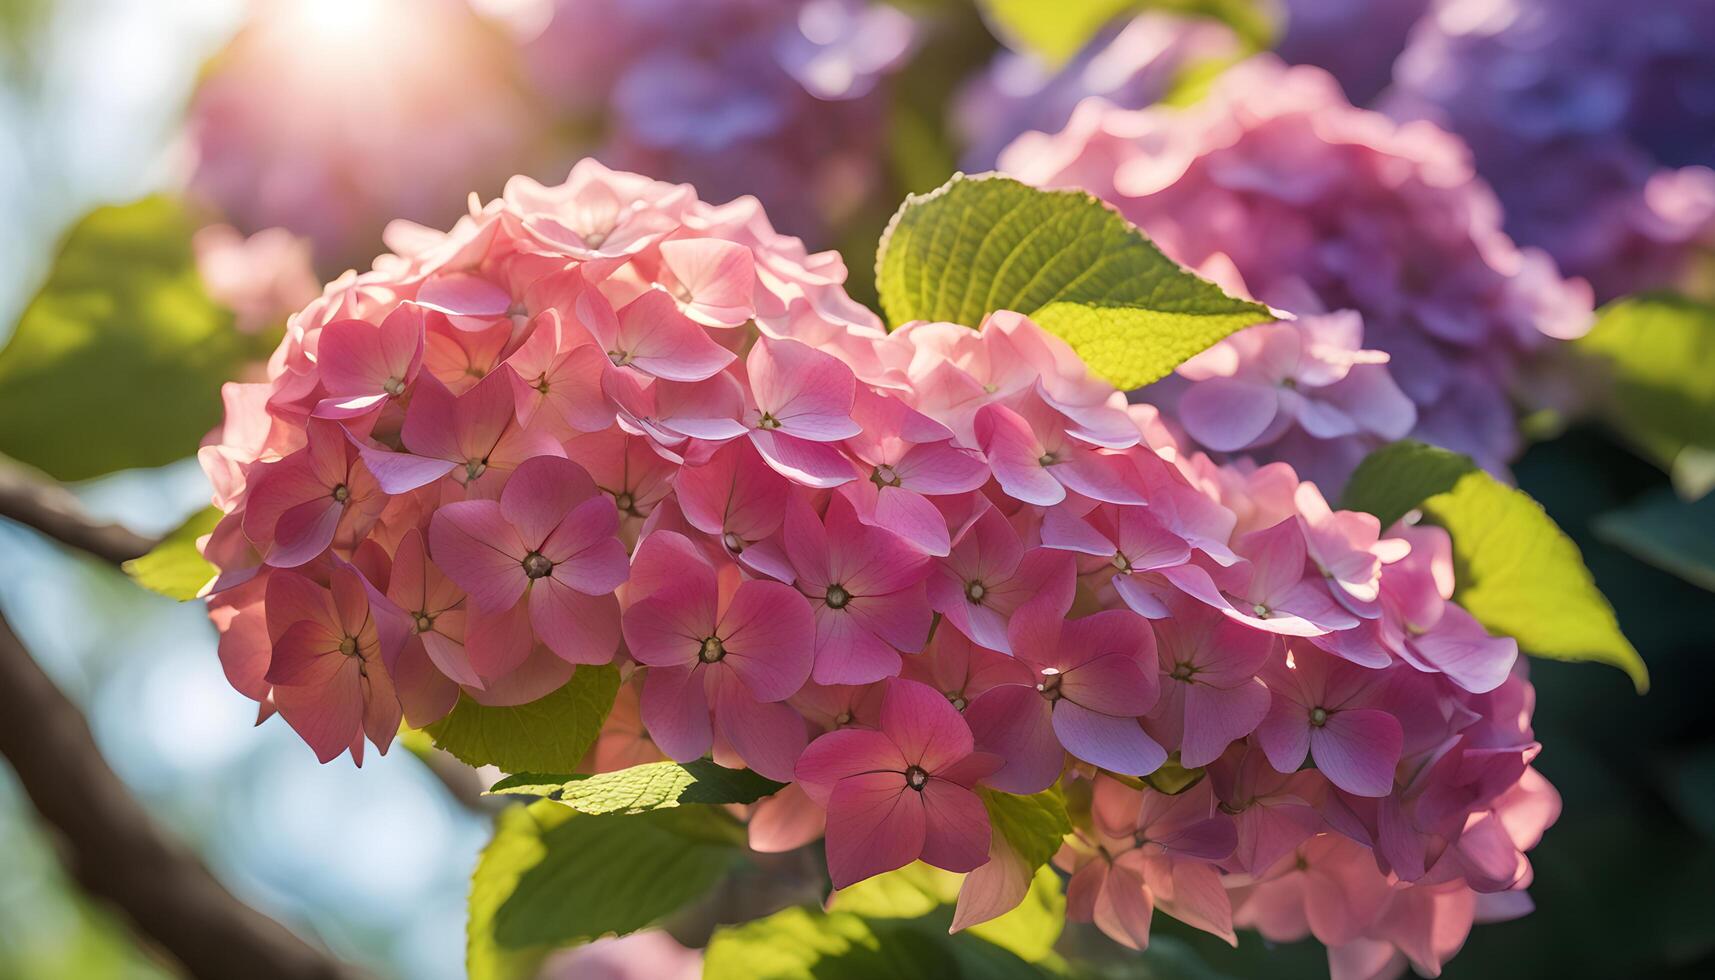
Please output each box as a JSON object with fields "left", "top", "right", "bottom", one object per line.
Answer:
{"left": 749, "top": 430, "right": 856, "bottom": 488}
{"left": 660, "top": 238, "right": 757, "bottom": 327}
{"left": 613, "top": 288, "right": 735, "bottom": 381}
{"left": 749, "top": 783, "right": 827, "bottom": 854}
{"left": 464, "top": 599, "right": 535, "bottom": 680}
{"left": 976, "top": 403, "right": 1064, "bottom": 506}
{"left": 1094, "top": 857, "right": 1155, "bottom": 950}
{"left": 1178, "top": 377, "right": 1281, "bottom": 451}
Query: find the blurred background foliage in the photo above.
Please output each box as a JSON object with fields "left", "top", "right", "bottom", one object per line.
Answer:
{"left": 1, "top": 0, "right": 1712, "bottom": 978}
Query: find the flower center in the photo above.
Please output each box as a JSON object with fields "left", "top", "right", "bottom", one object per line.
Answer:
{"left": 1111, "top": 552, "right": 1131, "bottom": 573}
{"left": 413, "top": 612, "right": 434, "bottom": 634}
{"left": 1252, "top": 602, "right": 1271, "bottom": 619}
{"left": 1170, "top": 662, "right": 1195, "bottom": 681}
{"left": 383, "top": 377, "right": 406, "bottom": 397}
{"left": 825, "top": 584, "right": 852, "bottom": 610}
{"left": 607, "top": 349, "right": 634, "bottom": 367}
{"left": 583, "top": 229, "right": 609, "bottom": 248}
{"left": 756, "top": 412, "right": 782, "bottom": 430}
{"left": 613, "top": 491, "right": 637, "bottom": 515}
{"left": 946, "top": 692, "right": 967, "bottom": 711}
{"left": 338, "top": 636, "right": 359, "bottom": 657}
{"left": 965, "top": 580, "right": 987, "bottom": 604}
{"left": 465, "top": 457, "right": 488, "bottom": 482}
{"left": 1036, "top": 667, "right": 1063, "bottom": 701}
{"left": 699, "top": 636, "right": 726, "bottom": 663}
{"left": 834, "top": 710, "right": 854, "bottom": 726}
{"left": 722, "top": 531, "right": 745, "bottom": 554}
{"left": 870, "top": 464, "right": 901, "bottom": 488}
{"left": 904, "top": 765, "right": 929, "bottom": 791}
{"left": 1038, "top": 452, "right": 1059, "bottom": 467}
{"left": 330, "top": 483, "right": 350, "bottom": 503}
{"left": 522, "top": 552, "right": 554, "bottom": 580}
{"left": 1309, "top": 706, "right": 1329, "bottom": 727}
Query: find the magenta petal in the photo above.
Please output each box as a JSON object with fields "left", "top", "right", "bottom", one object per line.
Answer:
{"left": 429, "top": 501, "right": 528, "bottom": 612}
{"left": 867, "top": 486, "right": 952, "bottom": 557}
{"left": 918, "top": 780, "right": 992, "bottom": 874}
{"left": 641, "top": 664, "right": 713, "bottom": 763}
{"left": 1052, "top": 702, "right": 1167, "bottom": 776}
{"left": 749, "top": 430, "right": 855, "bottom": 488}
{"left": 528, "top": 583, "right": 620, "bottom": 665}
{"left": 1255, "top": 692, "right": 1312, "bottom": 775}
{"left": 963, "top": 685, "right": 1063, "bottom": 794}
{"left": 621, "top": 590, "right": 710, "bottom": 669}
{"left": 812, "top": 608, "right": 903, "bottom": 685}
{"left": 498, "top": 455, "right": 599, "bottom": 547}
{"left": 824, "top": 771, "right": 924, "bottom": 889}
{"left": 795, "top": 728, "right": 907, "bottom": 804}
{"left": 1179, "top": 681, "right": 1271, "bottom": 768}
{"left": 266, "top": 498, "right": 342, "bottom": 568}
{"left": 1311, "top": 708, "right": 1403, "bottom": 797}
{"left": 359, "top": 447, "right": 458, "bottom": 494}
{"left": 1407, "top": 604, "right": 1517, "bottom": 694}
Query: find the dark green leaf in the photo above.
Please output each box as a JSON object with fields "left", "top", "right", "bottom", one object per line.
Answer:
{"left": 1593, "top": 488, "right": 1715, "bottom": 593}
{"left": 121, "top": 506, "right": 220, "bottom": 600}
{"left": 467, "top": 803, "right": 566, "bottom": 980}
{"left": 490, "top": 805, "right": 738, "bottom": 948}
{"left": 426, "top": 666, "right": 620, "bottom": 773}
{"left": 704, "top": 904, "right": 1048, "bottom": 980}
{"left": 875, "top": 174, "right": 1272, "bottom": 390}
{"left": 0, "top": 198, "right": 262, "bottom": 480}
{"left": 488, "top": 760, "right": 785, "bottom": 814}
{"left": 1343, "top": 440, "right": 1647, "bottom": 692}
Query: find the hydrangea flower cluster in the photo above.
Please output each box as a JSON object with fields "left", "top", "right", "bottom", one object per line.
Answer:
{"left": 1001, "top": 57, "right": 1594, "bottom": 488}
{"left": 954, "top": 12, "right": 1241, "bottom": 171}
{"left": 185, "top": 0, "right": 537, "bottom": 272}
{"left": 1385, "top": 0, "right": 1715, "bottom": 300}
{"left": 1274, "top": 0, "right": 1432, "bottom": 104}
{"left": 513, "top": 0, "right": 916, "bottom": 241}
{"left": 197, "top": 161, "right": 1554, "bottom": 976}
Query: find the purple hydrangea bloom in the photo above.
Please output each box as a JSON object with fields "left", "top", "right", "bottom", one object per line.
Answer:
{"left": 1000, "top": 57, "right": 1594, "bottom": 489}
{"left": 1385, "top": 0, "right": 1715, "bottom": 300}
{"left": 1275, "top": 0, "right": 1433, "bottom": 104}
{"left": 522, "top": 0, "right": 915, "bottom": 242}
{"left": 954, "top": 13, "right": 1241, "bottom": 171}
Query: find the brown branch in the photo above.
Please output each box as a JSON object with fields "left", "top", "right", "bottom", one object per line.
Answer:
{"left": 0, "top": 462, "right": 157, "bottom": 564}
{"left": 0, "top": 609, "right": 364, "bottom": 980}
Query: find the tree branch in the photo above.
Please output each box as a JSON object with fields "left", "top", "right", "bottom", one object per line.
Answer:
{"left": 0, "top": 462, "right": 157, "bottom": 564}
{"left": 0, "top": 609, "right": 364, "bottom": 980}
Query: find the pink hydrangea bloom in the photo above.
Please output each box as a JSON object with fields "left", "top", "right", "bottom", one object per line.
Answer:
{"left": 198, "top": 161, "right": 1558, "bottom": 976}
{"left": 193, "top": 224, "right": 321, "bottom": 335}
{"left": 1000, "top": 56, "right": 1595, "bottom": 488}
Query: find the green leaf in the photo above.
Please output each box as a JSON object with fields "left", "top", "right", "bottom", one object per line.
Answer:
{"left": 1143, "top": 757, "right": 1207, "bottom": 795}
{"left": 829, "top": 863, "right": 961, "bottom": 920}
{"left": 979, "top": 787, "right": 1071, "bottom": 873}
{"left": 426, "top": 666, "right": 620, "bottom": 773}
{"left": 704, "top": 905, "right": 1047, "bottom": 980}
{"left": 1593, "top": 488, "right": 1715, "bottom": 593}
{"left": 490, "top": 806, "right": 739, "bottom": 949}
{"left": 965, "top": 866, "right": 1066, "bottom": 964}
{"left": 121, "top": 506, "right": 220, "bottom": 600}
{"left": 875, "top": 174, "right": 1272, "bottom": 390}
{"left": 1343, "top": 441, "right": 1648, "bottom": 692}
{"left": 467, "top": 803, "right": 567, "bottom": 980}
{"left": 488, "top": 760, "right": 786, "bottom": 814}
{"left": 0, "top": 197, "right": 263, "bottom": 480}
{"left": 1575, "top": 293, "right": 1715, "bottom": 491}
{"left": 977, "top": 0, "right": 1274, "bottom": 66}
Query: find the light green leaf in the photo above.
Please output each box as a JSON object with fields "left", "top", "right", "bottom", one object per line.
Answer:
{"left": 426, "top": 666, "right": 620, "bottom": 773}
{"left": 1593, "top": 488, "right": 1715, "bottom": 593}
{"left": 1143, "top": 757, "right": 1207, "bottom": 795}
{"left": 487, "top": 760, "right": 786, "bottom": 814}
{"left": 829, "top": 863, "right": 961, "bottom": 920}
{"left": 980, "top": 787, "right": 1072, "bottom": 873}
{"left": 965, "top": 866, "right": 1066, "bottom": 963}
{"left": 829, "top": 862, "right": 1065, "bottom": 965}
{"left": 489, "top": 806, "right": 739, "bottom": 950}
{"left": 0, "top": 197, "right": 264, "bottom": 480}
{"left": 977, "top": 0, "right": 1275, "bottom": 65}
{"left": 1343, "top": 441, "right": 1647, "bottom": 692}
{"left": 704, "top": 904, "right": 1046, "bottom": 980}
{"left": 467, "top": 803, "right": 567, "bottom": 980}
{"left": 875, "top": 174, "right": 1272, "bottom": 390}
{"left": 121, "top": 505, "right": 220, "bottom": 600}
{"left": 1575, "top": 293, "right": 1715, "bottom": 493}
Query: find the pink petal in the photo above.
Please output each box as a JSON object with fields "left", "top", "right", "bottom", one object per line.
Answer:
{"left": 1406, "top": 604, "right": 1517, "bottom": 694}
{"left": 1179, "top": 681, "right": 1271, "bottom": 768}
{"left": 720, "top": 581, "right": 815, "bottom": 702}
{"left": 622, "top": 590, "right": 713, "bottom": 670}
{"left": 528, "top": 583, "right": 620, "bottom": 665}
{"left": 659, "top": 238, "right": 757, "bottom": 327}
{"left": 1311, "top": 708, "right": 1403, "bottom": 797}
{"left": 499, "top": 455, "right": 600, "bottom": 548}
{"left": 749, "top": 430, "right": 856, "bottom": 488}
{"left": 358, "top": 447, "right": 458, "bottom": 495}
{"left": 265, "top": 620, "right": 342, "bottom": 687}
{"left": 962, "top": 685, "right": 1062, "bottom": 794}
{"left": 811, "top": 610, "right": 903, "bottom": 685}
{"left": 747, "top": 338, "right": 860, "bottom": 442}
{"left": 1094, "top": 857, "right": 1155, "bottom": 950}
{"left": 614, "top": 288, "right": 735, "bottom": 381}
{"left": 1255, "top": 691, "right": 1312, "bottom": 775}
{"left": 266, "top": 497, "right": 342, "bottom": 568}
{"left": 1178, "top": 376, "right": 1281, "bottom": 451}
{"left": 391, "top": 636, "right": 461, "bottom": 729}
{"left": 272, "top": 661, "right": 364, "bottom": 763}
{"left": 464, "top": 599, "right": 535, "bottom": 679}
{"left": 881, "top": 677, "right": 975, "bottom": 773}
{"left": 429, "top": 501, "right": 529, "bottom": 612}
{"left": 542, "top": 498, "right": 629, "bottom": 594}
{"left": 709, "top": 673, "right": 806, "bottom": 782}
{"left": 918, "top": 780, "right": 992, "bottom": 873}
{"left": 795, "top": 728, "right": 907, "bottom": 804}
{"left": 641, "top": 664, "right": 713, "bottom": 762}
{"left": 1052, "top": 701, "right": 1167, "bottom": 776}
{"left": 976, "top": 403, "right": 1064, "bottom": 506}
{"left": 824, "top": 771, "right": 924, "bottom": 889}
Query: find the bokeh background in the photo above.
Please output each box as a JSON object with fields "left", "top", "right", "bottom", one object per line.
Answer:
{"left": 1, "top": 1, "right": 1711, "bottom": 977}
